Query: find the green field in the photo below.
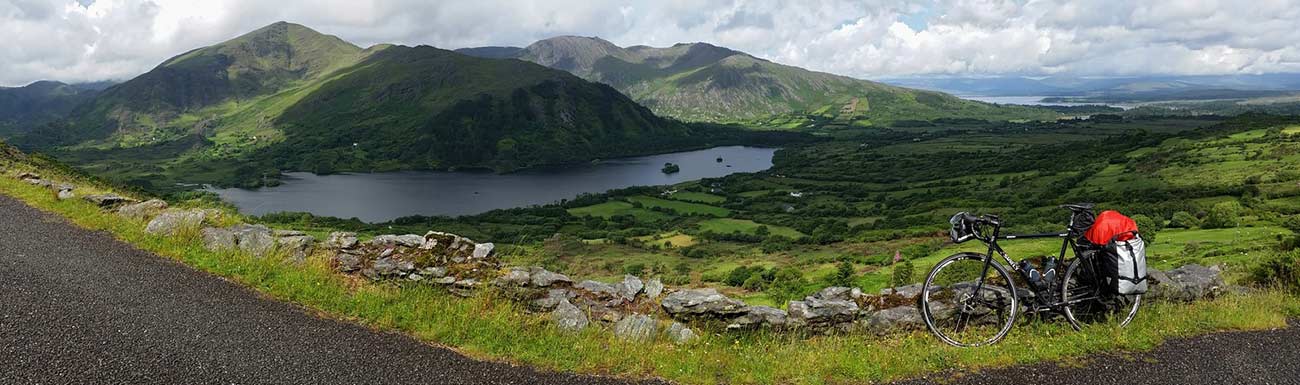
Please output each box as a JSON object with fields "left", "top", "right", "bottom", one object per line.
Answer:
{"left": 698, "top": 218, "right": 805, "bottom": 238}
{"left": 566, "top": 201, "right": 670, "bottom": 221}
{"left": 666, "top": 191, "right": 726, "bottom": 204}
{"left": 625, "top": 195, "right": 731, "bottom": 217}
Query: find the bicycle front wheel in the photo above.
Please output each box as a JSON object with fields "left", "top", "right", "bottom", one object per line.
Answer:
{"left": 1061, "top": 258, "right": 1141, "bottom": 331}
{"left": 921, "top": 252, "right": 1019, "bottom": 347}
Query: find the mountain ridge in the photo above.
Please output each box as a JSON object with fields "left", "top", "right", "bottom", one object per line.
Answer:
{"left": 17, "top": 22, "right": 727, "bottom": 189}
{"left": 459, "top": 36, "right": 1053, "bottom": 125}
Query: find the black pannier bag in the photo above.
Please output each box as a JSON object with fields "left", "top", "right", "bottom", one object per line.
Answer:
{"left": 1095, "top": 231, "right": 1148, "bottom": 295}
{"left": 1069, "top": 210, "right": 1095, "bottom": 238}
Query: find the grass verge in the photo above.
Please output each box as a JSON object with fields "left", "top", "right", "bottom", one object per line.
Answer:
{"left": 1, "top": 174, "right": 1295, "bottom": 385}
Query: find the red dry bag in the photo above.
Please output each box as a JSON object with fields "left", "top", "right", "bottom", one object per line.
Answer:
{"left": 1085, "top": 210, "right": 1137, "bottom": 245}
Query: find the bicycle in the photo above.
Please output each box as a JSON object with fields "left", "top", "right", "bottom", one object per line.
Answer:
{"left": 919, "top": 203, "right": 1142, "bottom": 347}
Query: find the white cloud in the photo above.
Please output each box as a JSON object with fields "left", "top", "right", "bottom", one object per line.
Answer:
{"left": 2, "top": 0, "right": 1300, "bottom": 86}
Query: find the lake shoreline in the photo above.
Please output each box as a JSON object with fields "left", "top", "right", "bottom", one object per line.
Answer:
{"left": 209, "top": 146, "right": 778, "bottom": 222}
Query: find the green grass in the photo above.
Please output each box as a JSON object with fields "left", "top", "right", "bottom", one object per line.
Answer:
{"left": 698, "top": 218, "right": 805, "bottom": 238}
{"left": 635, "top": 231, "right": 699, "bottom": 248}
{"left": 626, "top": 196, "right": 731, "bottom": 217}
{"left": 4, "top": 158, "right": 1300, "bottom": 385}
{"left": 567, "top": 201, "right": 670, "bottom": 221}
{"left": 666, "top": 191, "right": 726, "bottom": 204}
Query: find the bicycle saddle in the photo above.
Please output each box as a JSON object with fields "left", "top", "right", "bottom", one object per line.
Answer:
{"left": 1059, "top": 203, "right": 1095, "bottom": 212}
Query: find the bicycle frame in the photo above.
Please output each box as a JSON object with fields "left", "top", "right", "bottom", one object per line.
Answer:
{"left": 968, "top": 225, "right": 1102, "bottom": 311}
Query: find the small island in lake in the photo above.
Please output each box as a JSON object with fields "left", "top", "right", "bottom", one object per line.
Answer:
{"left": 661, "top": 162, "right": 680, "bottom": 174}
{"left": 716, "top": 157, "right": 723, "bottom": 162}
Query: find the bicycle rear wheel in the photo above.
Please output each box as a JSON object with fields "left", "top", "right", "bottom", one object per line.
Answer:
{"left": 921, "top": 253, "right": 1019, "bottom": 347}
{"left": 1061, "top": 258, "right": 1140, "bottom": 331}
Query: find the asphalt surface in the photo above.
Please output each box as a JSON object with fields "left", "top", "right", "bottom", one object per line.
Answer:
{"left": 4, "top": 193, "right": 1298, "bottom": 385}
{"left": 892, "top": 322, "right": 1300, "bottom": 385}
{"left": 0, "top": 194, "right": 663, "bottom": 385}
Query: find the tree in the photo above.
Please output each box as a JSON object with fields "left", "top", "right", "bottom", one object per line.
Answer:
{"left": 725, "top": 266, "right": 753, "bottom": 287}
{"left": 673, "top": 262, "right": 692, "bottom": 276}
{"left": 766, "top": 267, "right": 809, "bottom": 304}
{"left": 1169, "top": 211, "right": 1200, "bottom": 228}
{"left": 1203, "top": 201, "right": 1241, "bottom": 229}
{"left": 1131, "top": 214, "right": 1160, "bottom": 244}
{"left": 891, "top": 260, "right": 915, "bottom": 289}
{"left": 829, "top": 260, "right": 855, "bottom": 287}
{"left": 1282, "top": 215, "right": 1300, "bottom": 234}
{"left": 623, "top": 263, "right": 646, "bottom": 276}
{"left": 760, "top": 235, "right": 793, "bottom": 253}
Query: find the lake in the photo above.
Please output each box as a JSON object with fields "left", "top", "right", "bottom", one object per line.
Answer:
{"left": 958, "top": 95, "right": 1135, "bottom": 110}
{"left": 208, "top": 146, "right": 777, "bottom": 222}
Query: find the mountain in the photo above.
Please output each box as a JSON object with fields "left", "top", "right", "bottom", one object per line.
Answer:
{"left": 458, "top": 36, "right": 1053, "bottom": 125}
{"left": 0, "top": 81, "right": 103, "bottom": 137}
{"left": 20, "top": 22, "right": 714, "bottom": 189}
{"left": 263, "top": 45, "right": 690, "bottom": 174}
{"left": 24, "top": 21, "right": 368, "bottom": 148}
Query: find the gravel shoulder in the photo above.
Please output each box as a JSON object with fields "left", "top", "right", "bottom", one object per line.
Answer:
{"left": 0, "top": 194, "right": 662, "bottom": 385}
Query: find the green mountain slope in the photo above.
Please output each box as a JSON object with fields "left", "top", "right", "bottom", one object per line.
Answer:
{"left": 263, "top": 45, "right": 690, "bottom": 173}
{"left": 462, "top": 36, "right": 1055, "bottom": 126}
{"left": 23, "top": 22, "right": 719, "bottom": 189}
{"left": 21, "top": 21, "right": 367, "bottom": 148}
{"left": 0, "top": 81, "right": 102, "bottom": 137}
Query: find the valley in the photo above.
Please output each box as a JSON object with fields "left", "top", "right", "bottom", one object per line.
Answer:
{"left": 4, "top": 7, "right": 1300, "bottom": 385}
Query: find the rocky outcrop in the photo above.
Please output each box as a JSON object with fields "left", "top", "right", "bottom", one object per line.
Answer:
{"left": 201, "top": 227, "right": 238, "bottom": 250}
{"left": 325, "top": 231, "right": 359, "bottom": 249}
{"left": 865, "top": 305, "right": 925, "bottom": 332}
{"left": 276, "top": 234, "right": 316, "bottom": 261}
{"left": 330, "top": 231, "right": 500, "bottom": 296}
{"left": 117, "top": 199, "right": 168, "bottom": 220}
{"left": 145, "top": 209, "right": 211, "bottom": 235}
{"left": 84, "top": 194, "right": 138, "bottom": 209}
{"left": 617, "top": 275, "right": 644, "bottom": 302}
{"left": 644, "top": 278, "right": 665, "bottom": 299}
{"left": 664, "top": 322, "right": 698, "bottom": 344}
{"left": 198, "top": 224, "right": 316, "bottom": 260}
{"left": 370, "top": 234, "right": 424, "bottom": 248}
{"left": 229, "top": 224, "right": 275, "bottom": 256}
{"left": 728, "top": 306, "right": 788, "bottom": 329}
{"left": 15, "top": 172, "right": 77, "bottom": 200}
{"left": 1148, "top": 264, "right": 1225, "bottom": 302}
{"left": 662, "top": 288, "right": 748, "bottom": 318}
{"left": 576, "top": 280, "right": 621, "bottom": 299}
{"left": 613, "top": 314, "right": 657, "bottom": 341}
{"left": 551, "top": 298, "right": 589, "bottom": 332}
{"left": 531, "top": 267, "right": 572, "bottom": 287}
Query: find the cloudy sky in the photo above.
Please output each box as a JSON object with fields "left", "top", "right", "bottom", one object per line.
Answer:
{"left": 3, "top": 0, "right": 1300, "bottom": 86}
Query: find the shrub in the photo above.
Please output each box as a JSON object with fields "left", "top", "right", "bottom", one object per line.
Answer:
{"left": 760, "top": 235, "right": 794, "bottom": 253}
{"left": 1132, "top": 214, "right": 1160, "bottom": 244}
{"left": 829, "top": 260, "right": 855, "bottom": 287}
{"left": 1283, "top": 215, "right": 1300, "bottom": 234}
{"left": 623, "top": 263, "right": 646, "bottom": 276}
{"left": 725, "top": 266, "right": 753, "bottom": 287}
{"left": 1169, "top": 211, "right": 1200, "bottom": 228}
{"left": 1249, "top": 250, "right": 1300, "bottom": 293}
{"left": 1203, "top": 201, "right": 1241, "bottom": 229}
{"left": 891, "top": 260, "right": 915, "bottom": 288}
{"left": 766, "top": 267, "right": 809, "bottom": 304}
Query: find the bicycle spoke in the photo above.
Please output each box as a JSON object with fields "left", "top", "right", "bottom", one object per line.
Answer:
{"left": 921, "top": 254, "right": 1018, "bottom": 347}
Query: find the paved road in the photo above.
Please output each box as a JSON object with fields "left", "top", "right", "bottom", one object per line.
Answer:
{"left": 0, "top": 194, "right": 662, "bottom": 385}
{"left": 892, "top": 322, "right": 1299, "bottom": 385}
